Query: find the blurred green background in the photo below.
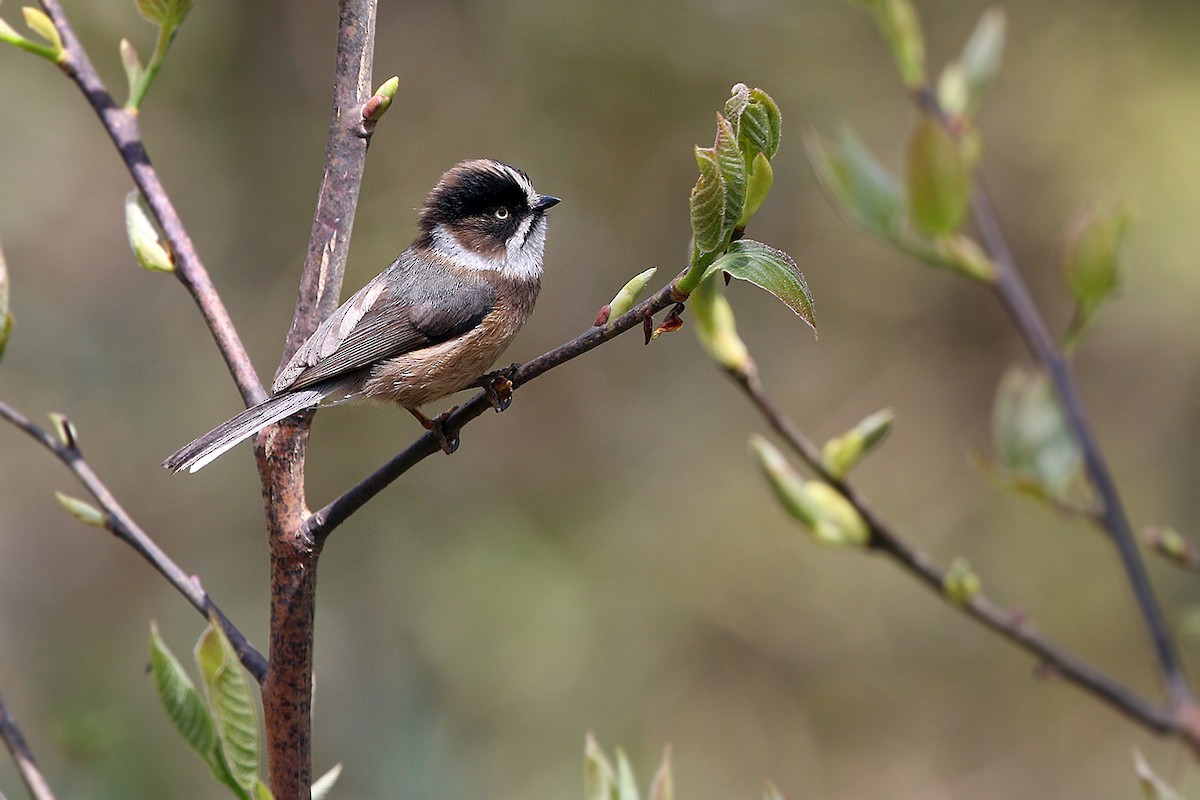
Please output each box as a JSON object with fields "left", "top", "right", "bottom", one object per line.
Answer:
{"left": 3, "top": 0, "right": 1200, "bottom": 797}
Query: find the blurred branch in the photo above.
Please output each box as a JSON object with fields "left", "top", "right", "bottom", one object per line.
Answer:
{"left": 306, "top": 271, "right": 689, "bottom": 545}
{"left": 0, "top": 400, "right": 267, "bottom": 683}
{"left": 0, "top": 692, "right": 56, "bottom": 800}
{"left": 911, "top": 87, "right": 1195, "bottom": 715}
{"left": 255, "top": 1, "right": 378, "bottom": 797}
{"left": 36, "top": 0, "right": 265, "bottom": 408}
{"left": 729, "top": 363, "right": 1195, "bottom": 745}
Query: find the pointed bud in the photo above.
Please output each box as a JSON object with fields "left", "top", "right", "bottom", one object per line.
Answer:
{"left": 585, "top": 734, "right": 617, "bottom": 800}
{"left": 120, "top": 38, "right": 144, "bottom": 101}
{"left": 934, "top": 233, "right": 996, "bottom": 282}
{"left": 942, "top": 557, "right": 981, "bottom": 605}
{"left": 21, "top": 6, "right": 62, "bottom": 55}
{"left": 751, "top": 436, "right": 870, "bottom": 547}
{"left": 821, "top": 409, "right": 895, "bottom": 479}
{"left": 55, "top": 491, "right": 107, "bottom": 529}
{"left": 864, "top": 0, "right": 926, "bottom": 89}
{"left": 691, "top": 275, "right": 751, "bottom": 374}
{"left": 906, "top": 114, "right": 970, "bottom": 236}
{"left": 125, "top": 191, "right": 174, "bottom": 272}
{"left": 606, "top": 267, "right": 658, "bottom": 327}
{"left": 648, "top": 746, "right": 673, "bottom": 800}
{"left": 48, "top": 412, "right": 77, "bottom": 449}
{"left": 363, "top": 75, "right": 400, "bottom": 124}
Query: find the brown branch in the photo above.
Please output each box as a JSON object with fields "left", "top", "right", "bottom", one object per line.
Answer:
{"left": 0, "top": 692, "right": 56, "bottom": 800}
{"left": 0, "top": 400, "right": 267, "bottom": 683}
{"left": 305, "top": 272, "right": 689, "bottom": 545}
{"left": 37, "top": 0, "right": 265, "bottom": 408}
{"left": 256, "top": 1, "right": 378, "bottom": 796}
{"left": 728, "top": 363, "right": 1194, "bottom": 744}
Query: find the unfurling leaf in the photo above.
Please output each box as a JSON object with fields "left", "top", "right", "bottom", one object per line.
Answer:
{"left": 604, "top": 267, "right": 658, "bottom": 327}
{"left": 943, "top": 558, "right": 981, "bottom": 605}
{"left": 615, "top": 749, "right": 640, "bottom": 800}
{"left": 715, "top": 113, "right": 746, "bottom": 242}
{"left": 906, "top": 114, "right": 970, "bottom": 236}
{"left": 821, "top": 409, "right": 895, "bottom": 479}
{"left": 704, "top": 239, "right": 815, "bottom": 333}
{"left": 865, "top": 0, "right": 926, "bottom": 89}
{"left": 739, "top": 152, "right": 774, "bottom": 229}
{"left": 992, "top": 366, "right": 1081, "bottom": 496}
{"left": 149, "top": 623, "right": 226, "bottom": 782}
{"left": 120, "top": 39, "right": 145, "bottom": 99}
{"left": 125, "top": 191, "right": 174, "bottom": 272}
{"left": 937, "top": 9, "right": 1007, "bottom": 119}
{"left": 1061, "top": 200, "right": 1133, "bottom": 349}
{"left": 585, "top": 733, "right": 617, "bottom": 800}
{"left": 691, "top": 274, "right": 751, "bottom": 374}
{"left": 196, "top": 621, "right": 260, "bottom": 796}
{"left": 648, "top": 747, "right": 673, "bottom": 800}
{"left": 311, "top": 763, "right": 343, "bottom": 800}
{"left": 806, "top": 129, "right": 903, "bottom": 240}
{"left": 751, "top": 436, "right": 870, "bottom": 547}
{"left": 724, "top": 83, "right": 751, "bottom": 131}
{"left": 739, "top": 87, "right": 782, "bottom": 162}
{"left": 690, "top": 146, "right": 726, "bottom": 255}
{"left": 21, "top": 7, "right": 62, "bottom": 53}
{"left": 55, "top": 492, "right": 106, "bottom": 529}
{"left": 136, "top": 0, "right": 193, "bottom": 30}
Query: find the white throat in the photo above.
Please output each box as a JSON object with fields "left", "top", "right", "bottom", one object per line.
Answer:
{"left": 431, "top": 219, "right": 547, "bottom": 282}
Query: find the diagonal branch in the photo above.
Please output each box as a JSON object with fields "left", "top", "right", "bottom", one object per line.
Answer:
{"left": 0, "top": 400, "right": 267, "bottom": 683}
{"left": 305, "top": 272, "right": 689, "bottom": 545}
{"left": 729, "top": 363, "right": 1192, "bottom": 745}
{"left": 0, "top": 692, "right": 56, "bottom": 800}
{"left": 37, "top": 0, "right": 265, "bottom": 407}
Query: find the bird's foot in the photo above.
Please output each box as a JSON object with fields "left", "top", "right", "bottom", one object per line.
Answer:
{"left": 407, "top": 406, "right": 460, "bottom": 455}
{"left": 476, "top": 363, "right": 520, "bottom": 413}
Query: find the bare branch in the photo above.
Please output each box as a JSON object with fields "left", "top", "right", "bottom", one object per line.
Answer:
{"left": 37, "top": 0, "right": 265, "bottom": 407}
{"left": 0, "top": 693, "right": 56, "bottom": 800}
{"left": 0, "top": 400, "right": 267, "bottom": 683}
{"left": 729, "top": 364, "right": 1194, "bottom": 745}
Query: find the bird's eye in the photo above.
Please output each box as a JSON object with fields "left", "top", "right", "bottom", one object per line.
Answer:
{"left": 493, "top": 207, "right": 510, "bottom": 220}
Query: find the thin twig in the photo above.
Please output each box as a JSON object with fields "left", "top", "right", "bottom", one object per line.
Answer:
{"left": 37, "top": 0, "right": 265, "bottom": 407}
{"left": 306, "top": 272, "right": 689, "bottom": 545}
{"left": 0, "top": 400, "right": 267, "bottom": 683}
{"left": 0, "top": 693, "right": 56, "bottom": 800}
{"left": 730, "top": 364, "right": 1192, "bottom": 744}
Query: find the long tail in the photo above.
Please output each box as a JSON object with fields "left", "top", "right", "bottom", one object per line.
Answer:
{"left": 163, "top": 389, "right": 328, "bottom": 474}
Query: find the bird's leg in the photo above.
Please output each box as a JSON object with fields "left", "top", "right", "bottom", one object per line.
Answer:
{"left": 406, "top": 405, "right": 460, "bottom": 455}
{"left": 474, "top": 362, "right": 520, "bottom": 413}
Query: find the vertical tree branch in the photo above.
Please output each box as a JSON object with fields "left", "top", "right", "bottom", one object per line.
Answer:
{"left": 0, "top": 692, "right": 57, "bottom": 800}
{"left": 257, "top": 1, "right": 377, "bottom": 796}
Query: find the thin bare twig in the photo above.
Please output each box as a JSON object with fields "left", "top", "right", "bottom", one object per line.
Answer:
{"left": 37, "top": 0, "right": 265, "bottom": 408}
{"left": 0, "top": 693, "right": 56, "bottom": 800}
{"left": 0, "top": 400, "right": 267, "bottom": 683}
{"left": 730, "top": 364, "right": 1192, "bottom": 744}
{"left": 306, "top": 272, "right": 689, "bottom": 545}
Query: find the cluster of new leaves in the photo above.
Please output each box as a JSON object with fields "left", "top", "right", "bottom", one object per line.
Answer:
{"left": 150, "top": 620, "right": 341, "bottom": 800}
{"left": 0, "top": 4, "right": 64, "bottom": 63}
{"left": 584, "top": 735, "right": 785, "bottom": 800}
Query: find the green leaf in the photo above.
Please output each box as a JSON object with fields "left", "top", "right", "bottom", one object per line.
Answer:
{"left": 136, "top": 0, "right": 193, "bottom": 30}
{"left": 254, "top": 781, "right": 275, "bottom": 800}
{"left": 647, "top": 747, "right": 673, "bottom": 800}
{"left": 55, "top": 491, "right": 107, "bottom": 529}
{"left": 311, "top": 763, "right": 343, "bottom": 800}
{"left": 585, "top": 734, "right": 617, "bottom": 800}
{"left": 942, "top": 557, "right": 981, "bottom": 605}
{"left": 992, "top": 366, "right": 1081, "bottom": 496}
{"left": 821, "top": 408, "right": 895, "bottom": 479}
{"left": 1061, "top": 200, "right": 1133, "bottom": 349}
{"left": 125, "top": 191, "right": 174, "bottom": 272}
{"left": 867, "top": 0, "right": 925, "bottom": 89}
{"left": 740, "top": 88, "right": 782, "bottom": 161}
{"left": 723, "top": 82, "right": 751, "bottom": 131}
{"left": 689, "top": 146, "right": 726, "bottom": 255}
{"left": 715, "top": 113, "right": 746, "bottom": 243}
{"left": 604, "top": 267, "right": 658, "bottom": 325}
{"left": 196, "top": 622, "right": 261, "bottom": 796}
{"left": 1135, "top": 749, "right": 1183, "bottom": 800}
{"left": 750, "top": 436, "right": 869, "bottom": 547}
{"left": 149, "top": 623, "right": 228, "bottom": 783}
{"left": 703, "top": 239, "right": 815, "bottom": 333}
{"left": 806, "top": 129, "right": 904, "bottom": 240}
{"left": 120, "top": 39, "right": 145, "bottom": 102}
{"left": 739, "top": 151, "right": 774, "bottom": 229}
{"left": 906, "top": 114, "right": 970, "bottom": 236}
{"left": 614, "top": 749, "right": 640, "bottom": 800}
{"left": 21, "top": 7, "right": 62, "bottom": 53}
{"left": 953, "top": 8, "right": 1007, "bottom": 118}
{"left": 690, "top": 273, "right": 751, "bottom": 374}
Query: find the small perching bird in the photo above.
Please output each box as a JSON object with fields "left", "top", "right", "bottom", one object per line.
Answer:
{"left": 164, "top": 159, "right": 559, "bottom": 474}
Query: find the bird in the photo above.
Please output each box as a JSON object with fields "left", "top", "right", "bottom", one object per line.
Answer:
{"left": 163, "top": 158, "right": 559, "bottom": 474}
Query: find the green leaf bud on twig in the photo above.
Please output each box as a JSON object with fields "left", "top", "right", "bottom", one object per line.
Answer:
{"left": 55, "top": 491, "right": 107, "bottom": 529}
{"left": 48, "top": 412, "right": 77, "bottom": 449}
{"left": 906, "top": 113, "right": 970, "bottom": 236}
{"left": 738, "top": 151, "right": 774, "bottom": 230}
{"left": 691, "top": 274, "right": 752, "bottom": 375}
{"left": 821, "top": 408, "right": 895, "bottom": 479}
{"left": 938, "top": 9, "right": 1006, "bottom": 119}
{"left": 805, "top": 128, "right": 903, "bottom": 241}
{"left": 614, "top": 749, "right": 639, "bottom": 800}
{"left": 942, "top": 557, "right": 981, "bottom": 605}
{"left": 1061, "top": 200, "right": 1133, "bottom": 350}
{"left": 362, "top": 75, "right": 400, "bottom": 124}
{"left": 992, "top": 366, "right": 1081, "bottom": 498}
{"left": 1143, "top": 527, "right": 1200, "bottom": 573}
{"left": 859, "top": 0, "right": 926, "bottom": 90}
{"left": 125, "top": 190, "right": 174, "bottom": 272}
{"left": 934, "top": 233, "right": 997, "bottom": 282}
{"left": 21, "top": 6, "right": 62, "bottom": 54}
{"left": 120, "top": 38, "right": 145, "bottom": 102}
{"left": 751, "top": 436, "right": 870, "bottom": 547}
{"left": 603, "top": 267, "right": 657, "bottom": 328}
{"left": 0, "top": 5, "right": 63, "bottom": 62}
{"left": 690, "top": 146, "right": 726, "bottom": 255}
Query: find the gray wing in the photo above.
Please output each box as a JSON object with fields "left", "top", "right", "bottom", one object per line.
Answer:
{"left": 273, "top": 259, "right": 496, "bottom": 393}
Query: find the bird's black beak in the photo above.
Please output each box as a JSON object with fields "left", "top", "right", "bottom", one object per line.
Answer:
{"left": 533, "top": 195, "right": 561, "bottom": 212}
